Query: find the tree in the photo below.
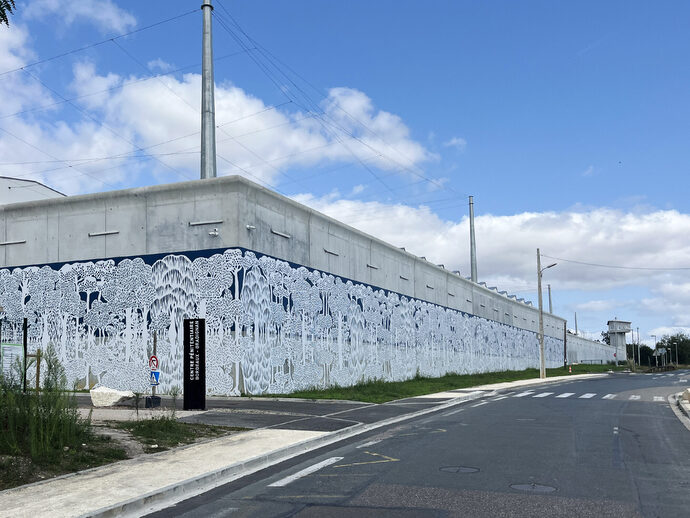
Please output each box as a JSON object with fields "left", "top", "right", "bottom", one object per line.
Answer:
{"left": 658, "top": 333, "right": 690, "bottom": 365}
{"left": 1, "top": 1, "right": 16, "bottom": 27}
{"left": 600, "top": 331, "right": 610, "bottom": 345}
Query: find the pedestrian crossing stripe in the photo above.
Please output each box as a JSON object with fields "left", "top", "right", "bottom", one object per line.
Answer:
{"left": 629, "top": 395, "right": 641, "bottom": 400}
{"left": 579, "top": 393, "right": 596, "bottom": 399}
{"left": 602, "top": 394, "right": 616, "bottom": 399}
{"left": 514, "top": 391, "right": 534, "bottom": 397}
{"left": 556, "top": 393, "right": 574, "bottom": 398}
{"left": 653, "top": 396, "right": 665, "bottom": 401}
{"left": 533, "top": 392, "right": 553, "bottom": 398}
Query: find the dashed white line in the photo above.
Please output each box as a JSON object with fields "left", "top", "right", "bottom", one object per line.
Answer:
{"left": 471, "top": 401, "right": 489, "bottom": 407}
{"left": 357, "top": 440, "right": 381, "bottom": 449}
{"left": 268, "top": 457, "right": 344, "bottom": 487}
{"left": 613, "top": 426, "right": 619, "bottom": 435}
{"left": 533, "top": 392, "right": 554, "bottom": 398}
{"left": 602, "top": 394, "right": 616, "bottom": 399}
{"left": 513, "top": 391, "right": 535, "bottom": 398}
{"left": 653, "top": 396, "right": 665, "bottom": 402}
{"left": 579, "top": 393, "right": 596, "bottom": 399}
{"left": 629, "top": 395, "right": 641, "bottom": 400}
{"left": 491, "top": 396, "right": 509, "bottom": 401}
{"left": 556, "top": 392, "right": 574, "bottom": 398}
{"left": 441, "top": 408, "right": 465, "bottom": 417}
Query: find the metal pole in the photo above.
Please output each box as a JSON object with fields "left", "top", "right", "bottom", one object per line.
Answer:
{"left": 200, "top": 1, "right": 217, "bottom": 179}
{"left": 548, "top": 284, "right": 552, "bottom": 314}
{"left": 675, "top": 341, "right": 678, "bottom": 365}
{"left": 563, "top": 320, "right": 567, "bottom": 367}
{"left": 23, "top": 318, "right": 27, "bottom": 393}
{"left": 152, "top": 331, "right": 157, "bottom": 398}
{"left": 537, "top": 248, "right": 545, "bottom": 379}
{"left": 469, "top": 196, "right": 477, "bottom": 283}
{"left": 637, "top": 327, "right": 640, "bottom": 366}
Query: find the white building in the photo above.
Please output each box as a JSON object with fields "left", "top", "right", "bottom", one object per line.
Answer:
{"left": 0, "top": 176, "right": 65, "bottom": 205}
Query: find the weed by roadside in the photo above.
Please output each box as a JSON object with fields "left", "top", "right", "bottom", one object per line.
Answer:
{"left": 114, "top": 417, "right": 247, "bottom": 453}
{"left": 265, "top": 364, "right": 626, "bottom": 403}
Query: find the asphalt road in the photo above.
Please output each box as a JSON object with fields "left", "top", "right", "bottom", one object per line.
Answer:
{"left": 149, "top": 370, "right": 690, "bottom": 518}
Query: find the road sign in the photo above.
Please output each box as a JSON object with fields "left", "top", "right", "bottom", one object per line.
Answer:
{"left": 149, "top": 370, "right": 160, "bottom": 386}
{"left": 149, "top": 355, "right": 159, "bottom": 370}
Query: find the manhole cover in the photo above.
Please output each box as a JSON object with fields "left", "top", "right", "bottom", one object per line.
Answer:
{"left": 510, "top": 483, "right": 556, "bottom": 493}
{"left": 440, "top": 466, "right": 479, "bottom": 473}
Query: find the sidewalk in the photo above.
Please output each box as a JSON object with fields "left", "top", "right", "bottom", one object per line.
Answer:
{"left": 0, "top": 373, "right": 606, "bottom": 518}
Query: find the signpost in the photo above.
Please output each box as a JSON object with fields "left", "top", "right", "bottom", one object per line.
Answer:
{"left": 145, "top": 331, "right": 161, "bottom": 408}
{"left": 183, "top": 318, "right": 206, "bottom": 410}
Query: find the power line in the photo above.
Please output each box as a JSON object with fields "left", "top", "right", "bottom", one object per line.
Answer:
{"left": 541, "top": 254, "right": 690, "bottom": 271}
{"left": 0, "top": 9, "right": 198, "bottom": 78}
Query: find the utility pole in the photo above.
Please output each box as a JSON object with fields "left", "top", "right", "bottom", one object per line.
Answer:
{"left": 469, "top": 196, "right": 477, "bottom": 283}
{"left": 537, "top": 249, "right": 557, "bottom": 379}
{"left": 547, "top": 284, "right": 553, "bottom": 314}
{"left": 637, "top": 327, "right": 640, "bottom": 366}
{"left": 200, "top": 1, "right": 217, "bottom": 179}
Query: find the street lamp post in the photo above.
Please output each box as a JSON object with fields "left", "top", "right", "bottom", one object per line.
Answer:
{"left": 673, "top": 341, "right": 678, "bottom": 366}
{"left": 537, "top": 248, "right": 557, "bottom": 379}
{"left": 651, "top": 334, "right": 657, "bottom": 367}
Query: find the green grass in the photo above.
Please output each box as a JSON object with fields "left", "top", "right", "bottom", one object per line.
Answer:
{"left": 264, "top": 364, "right": 624, "bottom": 404}
{"left": 115, "top": 417, "right": 248, "bottom": 452}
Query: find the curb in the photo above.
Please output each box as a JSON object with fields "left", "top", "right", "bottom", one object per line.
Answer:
{"left": 87, "top": 390, "right": 488, "bottom": 517}
{"left": 668, "top": 393, "right": 690, "bottom": 433}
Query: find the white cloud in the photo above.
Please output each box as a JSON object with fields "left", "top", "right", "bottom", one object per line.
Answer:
{"left": 351, "top": 184, "right": 366, "bottom": 195}
{"left": 582, "top": 165, "right": 595, "bottom": 177}
{"left": 291, "top": 192, "right": 690, "bottom": 331}
{"left": 443, "top": 136, "right": 467, "bottom": 152}
{"left": 25, "top": 0, "right": 136, "bottom": 33}
{"left": 147, "top": 59, "right": 174, "bottom": 73}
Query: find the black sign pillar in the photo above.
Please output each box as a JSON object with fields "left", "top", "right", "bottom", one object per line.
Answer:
{"left": 183, "top": 318, "right": 206, "bottom": 410}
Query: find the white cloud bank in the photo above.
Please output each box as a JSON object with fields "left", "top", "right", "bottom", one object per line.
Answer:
{"left": 25, "top": 0, "right": 136, "bottom": 33}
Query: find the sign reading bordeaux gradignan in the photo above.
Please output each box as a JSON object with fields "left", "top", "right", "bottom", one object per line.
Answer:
{"left": 183, "top": 318, "right": 206, "bottom": 410}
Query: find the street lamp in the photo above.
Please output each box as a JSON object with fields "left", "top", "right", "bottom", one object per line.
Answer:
{"left": 672, "top": 341, "right": 678, "bottom": 366}
{"left": 651, "top": 334, "right": 657, "bottom": 367}
{"left": 537, "top": 248, "right": 557, "bottom": 379}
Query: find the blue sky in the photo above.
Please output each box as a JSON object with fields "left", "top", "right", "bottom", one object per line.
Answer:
{"left": 1, "top": 0, "right": 689, "bottom": 345}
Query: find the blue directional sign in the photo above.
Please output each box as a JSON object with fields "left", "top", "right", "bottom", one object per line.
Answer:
{"left": 149, "top": 370, "right": 160, "bottom": 386}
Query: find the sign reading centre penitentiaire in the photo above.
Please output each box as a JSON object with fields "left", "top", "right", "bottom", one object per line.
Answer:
{"left": 183, "top": 318, "right": 206, "bottom": 410}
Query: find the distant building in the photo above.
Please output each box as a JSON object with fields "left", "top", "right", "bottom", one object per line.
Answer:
{"left": 0, "top": 176, "right": 65, "bottom": 205}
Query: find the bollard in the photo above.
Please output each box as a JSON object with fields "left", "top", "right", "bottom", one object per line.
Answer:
{"left": 568, "top": 365, "right": 572, "bottom": 374}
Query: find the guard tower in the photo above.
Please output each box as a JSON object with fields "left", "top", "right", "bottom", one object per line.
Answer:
{"left": 607, "top": 319, "right": 631, "bottom": 364}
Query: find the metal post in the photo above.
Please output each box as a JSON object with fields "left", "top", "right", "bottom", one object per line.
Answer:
{"left": 637, "top": 327, "right": 640, "bottom": 366}
{"left": 548, "top": 284, "right": 553, "bottom": 314}
{"left": 563, "top": 321, "right": 567, "bottom": 368}
{"left": 469, "top": 196, "right": 477, "bottom": 283}
{"left": 675, "top": 341, "right": 678, "bottom": 366}
{"left": 537, "top": 249, "right": 545, "bottom": 379}
{"left": 200, "top": 1, "right": 217, "bottom": 179}
{"left": 152, "top": 331, "right": 157, "bottom": 398}
{"left": 23, "top": 318, "right": 27, "bottom": 393}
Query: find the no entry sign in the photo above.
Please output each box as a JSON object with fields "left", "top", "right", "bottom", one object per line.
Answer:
{"left": 149, "top": 355, "right": 159, "bottom": 370}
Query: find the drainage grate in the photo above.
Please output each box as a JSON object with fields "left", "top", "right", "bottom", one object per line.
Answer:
{"left": 510, "top": 483, "right": 556, "bottom": 493}
{"left": 439, "top": 466, "right": 479, "bottom": 473}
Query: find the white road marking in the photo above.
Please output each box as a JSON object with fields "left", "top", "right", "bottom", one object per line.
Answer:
{"left": 556, "top": 392, "right": 574, "bottom": 398}
{"left": 441, "top": 408, "right": 465, "bottom": 417}
{"left": 629, "top": 395, "right": 641, "bottom": 400}
{"left": 513, "top": 391, "right": 534, "bottom": 398}
{"left": 268, "top": 457, "right": 343, "bottom": 487}
{"left": 680, "top": 379, "right": 687, "bottom": 383}
{"left": 613, "top": 426, "right": 619, "bottom": 435}
{"left": 579, "top": 393, "right": 596, "bottom": 399}
{"left": 653, "top": 396, "right": 665, "bottom": 402}
{"left": 602, "top": 394, "right": 616, "bottom": 399}
{"left": 533, "top": 392, "right": 554, "bottom": 398}
{"left": 357, "top": 440, "right": 381, "bottom": 449}
{"left": 471, "top": 401, "right": 488, "bottom": 407}
{"left": 491, "top": 396, "right": 509, "bottom": 401}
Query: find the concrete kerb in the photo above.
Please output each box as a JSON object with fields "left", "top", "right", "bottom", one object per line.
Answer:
{"left": 89, "top": 372, "right": 610, "bottom": 517}
{"left": 669, "top": 392, "right": 690, "bottom": 432}
{"left": 87, "top": 390, "right": 487, "bottom": 518}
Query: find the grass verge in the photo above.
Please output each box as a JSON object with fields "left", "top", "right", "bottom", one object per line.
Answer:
{"left": 265, "top": 364, "right": 625, "bottom": 404}
{"left": 114, "top": 417, "right": 249, "bottom": 453}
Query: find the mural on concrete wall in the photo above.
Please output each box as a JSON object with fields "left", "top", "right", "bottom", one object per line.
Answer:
{"left": 0, "top": 249, "right": 564, "bottom": 395}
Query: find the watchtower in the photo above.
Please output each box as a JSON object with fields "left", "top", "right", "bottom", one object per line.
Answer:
{"left": 607, "top": 319, "right": 631, "bottom": 364}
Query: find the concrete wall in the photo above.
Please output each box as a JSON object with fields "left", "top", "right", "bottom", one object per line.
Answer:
{"left": 566, "top": 334, "right": 617, "bottom": 364}
{"left": 0, "top": 177, "right": 65, "bottom": 205}
{"left": 0, "top": 176, "right": 565, "bottom": 339}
